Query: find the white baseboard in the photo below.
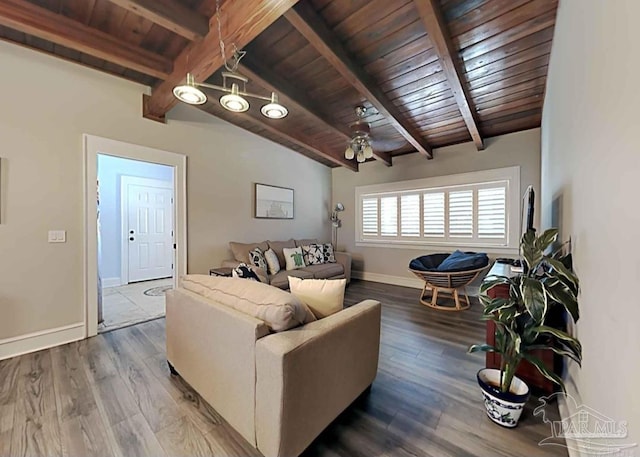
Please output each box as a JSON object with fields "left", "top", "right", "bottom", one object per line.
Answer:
{"left": 101, "top": 277, "right": 122, "bottom": 288}
{"left": 352, "top": 270, "right": 480, "bottom": 296}
{"left": 352, "top": 270, "right": 424, "bottom": 289}
{"left": 0, "top": 322, "right": 85, "bottom": 360}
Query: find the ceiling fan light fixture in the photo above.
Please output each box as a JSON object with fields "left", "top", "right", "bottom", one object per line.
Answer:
{"left": 345, "top": 146, "right": 355, "bottom": 160}
{"left": 261, "top": 93, "right": 288, "bottom": 119}
{"left": 220, "top": 83, "right": 249, "bottom": 112}
{"left": 173, "top": 73, "right": 207, "bottom": 105}
{"left": 364, "top": 145, "right": 374, "bottom": 159}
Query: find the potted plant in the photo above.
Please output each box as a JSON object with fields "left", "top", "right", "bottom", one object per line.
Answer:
{"left": 469, "top": 228, "right": 582, "bottom": 427}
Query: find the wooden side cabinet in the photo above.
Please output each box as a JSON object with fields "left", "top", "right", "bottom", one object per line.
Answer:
{"left": 484, "top": 263, "right": 555, "bottom": 395}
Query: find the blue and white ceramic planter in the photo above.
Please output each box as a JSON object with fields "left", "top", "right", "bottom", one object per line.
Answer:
{"left": 477, "top": 368, "right": 530, "bottom": 427}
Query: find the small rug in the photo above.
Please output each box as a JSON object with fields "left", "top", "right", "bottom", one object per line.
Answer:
{"left": 143, "top": 285, "right": 172, "bottom": 296}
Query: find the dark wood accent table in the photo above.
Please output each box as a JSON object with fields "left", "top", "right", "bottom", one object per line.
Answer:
{"left": 209, "top": 267, "right": 233, "bottom": 277}
{"left": 485, "top": 262, "right": 555, "bottom": 394}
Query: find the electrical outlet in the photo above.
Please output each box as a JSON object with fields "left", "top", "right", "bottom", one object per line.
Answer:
{"left": 48, "top": 230, "right": 66, "bottom": 243}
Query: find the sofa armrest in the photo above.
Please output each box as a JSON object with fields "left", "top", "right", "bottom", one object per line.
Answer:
{"left": 221, "top": 259, "right": 241, "bottom": 269}
{"left": 255, "top": 300, "right": 381, "bottom": 457}
{"left": 220, "top": 260, "right": 268, "bottom": 282}
{"left": 334, "top": 251, "right": 352, "bottom": 284}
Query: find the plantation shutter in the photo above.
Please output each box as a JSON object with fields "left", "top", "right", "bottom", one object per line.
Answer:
{"left": 362, "top": 197, "right": 378, "bottom": 236}
{"left": 423, "top": 192, "right": 445, "bottom": 237}
{"left": 380, "top": 196, "right": 398, "bottom": 236}
{"left": 449, "top": 190, "right": 473, "bottom": 237}
{"left": 478, "top": 187, "right": 506, "bottom": 239}
{"left": 400, "top": 194, "right": 420, "bottom": 236}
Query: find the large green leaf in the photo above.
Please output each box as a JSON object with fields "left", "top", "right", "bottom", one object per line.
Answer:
{"left": 483, "top": 298, "right": 514, "bottom": 315}
{"left": 545, "top": 257, "right": 579, "bottom": 290}
{"left": 520, "top": 277, "right": 547, "bottom": 323}
{"left": 535, "top": 228, "right": 558, "bottom": 253}
{"left": 522, "top": 353, "right": 567, "bottom": 392}
{"left": 521, "top": 230, "right": 543, "bottom": 270}
{"left": 468, "top": 344, "right": 498, "bottom": 354}
{"left": 545, "top": 280, "right": 580, "bottom": 323}
{"left": 532, "top": 325, "right": 582, "bottom": 355}
{"left": 527, "top": 344, "right": 582, "bottom": 365}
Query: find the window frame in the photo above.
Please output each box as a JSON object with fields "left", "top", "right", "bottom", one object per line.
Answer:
{"left": 355, "top": 167, "right": 521, "bottom": 255}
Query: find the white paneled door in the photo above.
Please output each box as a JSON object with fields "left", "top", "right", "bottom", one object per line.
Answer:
{"left": 122, "top": 177, "right": 174, "bottom": 283}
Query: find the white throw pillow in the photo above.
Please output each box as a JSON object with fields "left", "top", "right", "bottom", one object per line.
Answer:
{"left": 288, "top": 276, "right": 346, "bottom": 319}
{"left": 264, "top": 248, "right": 281, "bottom": 275}
{"left": 283, "top": 246, "right": 306, "bottom": 270}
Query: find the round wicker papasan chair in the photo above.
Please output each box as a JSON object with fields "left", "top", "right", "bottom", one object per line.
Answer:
{"left": 409, "top": 251, "right": 489, "bottom": 311}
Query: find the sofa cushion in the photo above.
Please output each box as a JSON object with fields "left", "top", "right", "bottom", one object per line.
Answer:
{"left": 288, "top": 277, "right": 346, "bottom": 319}
{"left": 230, "top": 241, "right": 268, "bottom": 264}
{"left": 283, "top": 247, "right": 306, "bottom": 270}
{"left": 269, "top": 269, "right": 314, "bottom": 289}
{"left": 267, "top": 239, "right": 296, "bottom": 267}
{"left": 180, "top": 275, "right": 316, "bottom": 332}
{"left": 295, "top": 238, "right": 318, "bottom": 248}
{"left": 321, "top": 243, "right": 336, "bottom": 263}
{"left": 302, "top": 244, "right": 324, "bottom": 265}
{"left": 437, "top": 250, "right": 489, "bottom": 272}
{"left": 249, "top": 247, "right": 268, "bottom": 271}
{"left": 231, "top": 263, "right": 262, "bottom": 282}
{"left": 264, "top": 248, "right": 281, "bottom": 275}
{"left": 303, "top": 263, "right": 344, "bottom": 279}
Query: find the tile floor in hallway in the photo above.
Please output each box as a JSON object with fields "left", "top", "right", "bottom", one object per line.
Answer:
{"left": 99, "top": 277, "right": 173, "bottom": 332}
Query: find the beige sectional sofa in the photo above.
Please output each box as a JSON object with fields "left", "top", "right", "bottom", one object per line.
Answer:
{"left": 222, "top": 238, "right": 351, "bottom": 289}
{"left": 166, "top": 275, "right": 381, "bottom": 457}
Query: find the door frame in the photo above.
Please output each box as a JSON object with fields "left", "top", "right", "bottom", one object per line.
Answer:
{"left": 84, "top": 134, "right": 187, "bottom": 338}
{"left": 120, "top": 176, "right": 174, "bottom": 285}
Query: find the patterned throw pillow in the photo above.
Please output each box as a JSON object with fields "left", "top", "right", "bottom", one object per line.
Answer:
{"left": 232, "top": 263, "right": 261, "bottom": 282}
{"left": 264, "top": 248, "right": 281, "bottom": 275}
{"left": 302, "top": 244, "right": 324, "bottom": 265}
{"left": 322, "top": 243, "right": 336, "bottom": 263}
{"left": 282, "top": 247, "right": 306, "bottom": 270}
{"left": 249, "top": 247, "right": 267, "bottom": 271}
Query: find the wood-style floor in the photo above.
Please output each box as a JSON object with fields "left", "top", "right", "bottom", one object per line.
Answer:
{"left": 0, "top": 280, "right": 565, "bottom": 457}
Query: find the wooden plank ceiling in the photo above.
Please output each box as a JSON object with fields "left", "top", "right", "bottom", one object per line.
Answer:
{"left": 0, "top": 0, "right": 557, "bottom": 170}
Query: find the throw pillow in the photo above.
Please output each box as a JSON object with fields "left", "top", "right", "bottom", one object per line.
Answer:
{"left": 288, "top": 276, "right": 346, "bottom": 319}
{"left": 283, "top": 246, "right": 306, "bottom": 270}
{"left": 264, "top": 248, "right": 281, "bottom": 275}
{"left": 249, "top": 247, "right": 267, "bottom": 271}
{"left": 302, "top": 244, "right": 324, "bottom": 265}
{"left": 437, "top": 250, "right": 489, "bottom": 272}
{"left": 321, "top": 243, "right": 336, "bottom": 263}
{"left": 232, "top": 263, "right": 261, "bottom": 282}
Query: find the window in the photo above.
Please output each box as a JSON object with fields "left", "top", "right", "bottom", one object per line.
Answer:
{"left": 355, "top": 167, "right": 520, "bottom": 252}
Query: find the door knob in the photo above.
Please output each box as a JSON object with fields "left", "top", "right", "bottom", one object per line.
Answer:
{"left": 129, "top": 237, "right": 134, "bottom": 241}
{"left": 129, "top": 230, "right": 134, "bottom": 234}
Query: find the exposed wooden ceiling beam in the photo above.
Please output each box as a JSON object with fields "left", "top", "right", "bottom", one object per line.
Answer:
{"left": 198, "top": 101, "right": 358, "bottom": 171}
{"left": 414, "top": 0, "right": 484, "bottom": 150}
{"left": 239, "top": 60, "right": 392, "bottom": 167}
{"left": 0, "top": 0, "right": 173, "bottom": 79}
{"left": 106, "top": 0, "right": 209, "bottom": 41}
{"left": 144, "top": 0, "right": 299, "bottom": 122}
{"left": 284, "top": 2, "right": 432, "bottom": 159}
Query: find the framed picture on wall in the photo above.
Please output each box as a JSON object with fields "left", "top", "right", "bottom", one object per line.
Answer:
{"left": 255, "top": 183, "right": 294, "bottom": 219}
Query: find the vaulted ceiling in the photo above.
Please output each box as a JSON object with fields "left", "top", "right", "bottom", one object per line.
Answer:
{"left": 0, "top": 0, "right": 557, "bottom": 171}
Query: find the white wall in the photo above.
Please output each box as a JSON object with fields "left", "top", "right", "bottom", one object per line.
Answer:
{"left": 332, "top": 129, "right": 540, "bottom": 286}
{"left": 0, "top": 41, "right": 332, "bottom": 344}
{"left": 541, "top": 0, "right": 639, "bottom": 449}
{"left": 97, "top": 154, "right": 174, "bottom": 285}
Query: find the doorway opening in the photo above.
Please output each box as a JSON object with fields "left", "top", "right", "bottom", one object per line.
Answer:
{"left": 98, "top": 155, "right": 175, "bottom": 332}
{"left": 84, "top": 135, "right": 187, "bottom": 338}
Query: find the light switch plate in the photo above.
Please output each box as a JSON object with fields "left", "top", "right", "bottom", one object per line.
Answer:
{"left": 48, "top": 230, "right": 66, "bottom": 243}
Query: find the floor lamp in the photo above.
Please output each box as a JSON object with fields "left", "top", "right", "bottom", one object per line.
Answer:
{"left": 330, "top": 203, "right": 344, "bottom": 249}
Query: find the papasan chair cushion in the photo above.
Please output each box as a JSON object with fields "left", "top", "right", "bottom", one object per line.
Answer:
{"left": 437, "top": 250, "right": 489, "bottom": 272}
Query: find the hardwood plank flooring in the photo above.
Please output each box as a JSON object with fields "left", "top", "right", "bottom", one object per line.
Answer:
{"left": 0, "top": 280, "right": 565, "bottom": 457}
